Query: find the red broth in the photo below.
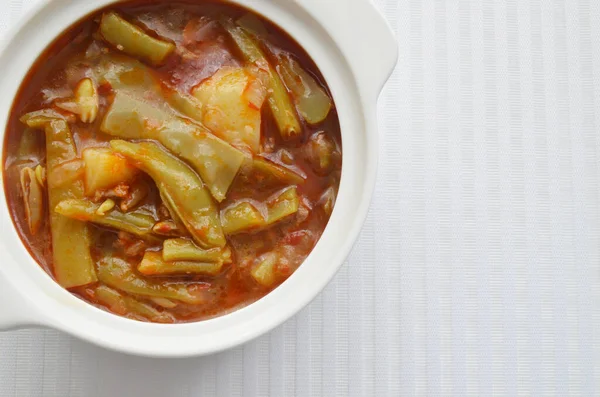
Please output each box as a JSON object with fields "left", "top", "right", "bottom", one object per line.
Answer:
{"left": 3, "top": 1, "right": 341, "bottom": 323}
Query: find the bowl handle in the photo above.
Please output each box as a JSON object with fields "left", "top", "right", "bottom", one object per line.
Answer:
{"left": 301, "top": 0, "right": 398, "bottom": 101}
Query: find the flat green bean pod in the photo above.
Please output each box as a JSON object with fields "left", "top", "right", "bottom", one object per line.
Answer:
{"left": 102, "top": 91, "right": 245, "bottom": 202}
{"left": 97, "top": 255, "right": 204, "bottom": 304}
{"left": 21, "top": 112, "right": 96, "bottom": 288}
{"left": 221, "top": 187, "right": 300, "bottom": 235}
{"left": 110, "top": 140, "right": 226, "bottom": 248}
{"left": 266, "top": 186, "right": 300, "bottom": 224}
{"left": 100, "top": 12, "right": 175, "bottom": 66}
{"left": 95, "top": 285, "right": 174, "bottom": 323}
{"left": 139, "top": 251, "right": 224, "bottom": 277}
{"left": 221, "top": 201, "right": 266, "bottom": 235}
{"left": 221, "top": 18, "right": 302, "bottom": 140}
{"left": 163, "top": 238, "right": 232, "bottom": 263}
{"left": 55, "top": 199, "right": 158, "bottom": 241}
{"left": 19, "top": 167, "right": 44, "bottom": 235}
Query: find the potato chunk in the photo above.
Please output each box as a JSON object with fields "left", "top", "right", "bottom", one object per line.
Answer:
{"left": 82, "top": 148, "right": 138, "bottom": 196}
{"left": 193, "top": 66, "right": 267, "bottom": 153}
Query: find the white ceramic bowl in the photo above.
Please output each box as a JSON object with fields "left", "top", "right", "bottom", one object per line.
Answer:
{"left": 0, "top": 0, "right": 397, "bottom": 357}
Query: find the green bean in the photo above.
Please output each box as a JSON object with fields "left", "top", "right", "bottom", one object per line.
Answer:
{"left": 165, "top": 89, "right": 205, "bottom": 122}
{"left": 120, "top": 180, "right": 149, "bottom": 212}
{"left": 252, "top": 157, "right": 305, "bottom": 185}
{"left": 277, "top": 54, "right": 332, "bottom": 125}
{"left": 319, "top": 187, "right": 336, "bottom": 216}
{"left": 266, "top": 187, "right": 300, "bottom": 224}
{"left": 95, "top": 285, "right": 127, "bottom": 313}
{"left": 15, "top": 128, "right": 42, "bottom": 164}
{"left": 20, "top": 109, "right": 76, "bottom": 129}
{"left": 110, "top": 140, "right": 226, "bottom": 248}
{"left": 221, "top": 187, "right": 300, "bottom": 235}
{"left": 93, "top": 53, "right": 205, "bottom": 122}
{"left": 221, "top": 18, "right": 302, "bottom": 140}
{"left": 221, "top": 201, "right": 266, "bottom": 235}
{"left": 236, "top": 13, "right": 268, "bottom": 36}
{"left": 139, "top": 251, "right": 224, "bottom": 277}
{"left": 98, "top": 255, "right": 204, "bottom": 304}
{"left": 150, "top": 297, "right": 178, "bottom": 309}
{"left": 49, "top": 159, "right": 84, "bottom": 188}
{"left": 152, "top": 220, "right": 184, "bottom": 237}
{"left": 101, "top": 91, "right": 245, "bottom": 202}
{"left": 54, "top": 199, "right": 158, "bottom": 242}
{"left": 251, "top": 252, "right": 279, "bottom": 287}
{"left": 158, "top": 192, "right": 188, "bottom": 234}
{"left": 21, "top": 113, "right": 96, "bottom": 288}
{"left": 95, "top": 285, "right": 174, "bottom": 323}
{"left": 19, "top": 167, "right": 44, "bottom": 235}
{"left": 96, "top": 199, "right": 116, "bottom": 215}
{"left": 100, "top": 12, "right": 175, "bottom": 66}
{"left": 306, "top": 131, "right": 338, "bottom": 175}
{"left": 34, "top": 165, "right": 46, "bottom": 188}
{"left": 163, "top": 238, "right": 232, "bottom": 263}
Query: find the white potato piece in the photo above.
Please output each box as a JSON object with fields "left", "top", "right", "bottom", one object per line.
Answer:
{"left": 83, "top": 148, "right": 138, "bottom": 196}
{"left": 193, "top": 66, "right": 267, "bottom": 153}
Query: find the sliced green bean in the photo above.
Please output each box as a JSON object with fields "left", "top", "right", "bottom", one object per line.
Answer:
{"left": 101, "top": 91, "right": 245, "bottom": 202}
{"left": 152, "top": 220, "right": 184, "bottom": 237}
{"left": 163, "top": 238, "right": 232, "bottom": 263}
{"left": 20, "top": 109, "right": 76, "bottom": 129}
{"left": 306, "top": 131, "right": 338, "bottom": 175}
{"left": 251, "top": 252, "right": 279, "bottom": 287}
{"left": 150, "top": 297, "right": 178, "bottom": 309}
{"left": 236, "top": 13, "right": 268, "bottom": 36}
{"left": 34, "top": 165, "right": 46, "bottom": 188}
{"left": 98, "top": 255, "right": 204, "bottom": 304}
{"left": 15, "top": 128, "right": 42, "bottom": 164}
{"left": 158, "top": 191, "right": 188, "bottom": 234}
{"left": 266, "top": 187, "right": 300, "bottom": 224}
{"left": 110, "top": 140, "right": 226, "bottom": 248}
{"left": 95, "top": 285, "right": 174, "bottom": 323}
{"left": 100, "top": 12, "right": 175, "bottom": 66}
{"left": 221, "top": 18, "right": 301, "bottom": 140}
{"left": 277, "top": 54, "right": 332, "bottom": 125}
{"left": 221, "top": 188, "right": 299, "bottom": 235}
{"left": 55, "top": 199, "right": 158, "bottom": 241}
{"left": 319, "top": 187, "right": 336, "bottom": 216}
{"left": 22, "top": 112, "right": 96, "bottom": 288}
{"left": 221, "top": 201, "right": 266, "bottom": 235}
{"left": 165, "top": 88, "right": 205, "bottom": 122}
{"left": 139, "top": 251, "right": 224, "bottom": 276}
{"left": 95, "top": 285, "right": 127, "bottom": 313}
{"left": 252, "top": 157, "right": 305, "bottom": 185}
{"left": 19, "top": 167, "right": 44, "bottom": 235}
{"left": 49, "top": 159, "right": 84, "bottom": 188}
{"left": 93, "top": 53, "right": 205, "bottom": 122}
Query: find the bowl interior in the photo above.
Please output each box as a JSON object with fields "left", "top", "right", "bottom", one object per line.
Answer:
{"left": 0, "top": 0, "right": 373, "bottom": 357}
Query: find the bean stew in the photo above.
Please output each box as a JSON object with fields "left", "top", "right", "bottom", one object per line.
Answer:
{"left": 3, "top": 1, "right": 341, "bottom": 323}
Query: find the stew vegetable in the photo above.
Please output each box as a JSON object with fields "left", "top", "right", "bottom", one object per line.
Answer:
{"left": 3, "top": 1, "right": 341, "bottom": 323}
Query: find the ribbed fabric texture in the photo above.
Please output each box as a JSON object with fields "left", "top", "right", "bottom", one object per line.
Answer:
{"left": 1, "top": 0, "right": 599, "bottom": 395}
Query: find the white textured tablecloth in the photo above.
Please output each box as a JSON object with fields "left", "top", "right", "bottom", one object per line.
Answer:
{"left": 1, "top": 0, "right": 600, "bottom": 395}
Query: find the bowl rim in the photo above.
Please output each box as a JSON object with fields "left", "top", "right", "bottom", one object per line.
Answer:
{"left": 0, "top": 0, "right": 396, "bottom": 357}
